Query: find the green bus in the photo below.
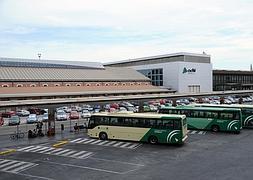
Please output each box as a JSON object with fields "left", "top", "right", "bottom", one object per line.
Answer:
{"left": 191, "top": 104, "right": 253, "bottom": 128}
{"left": 159, "top": 106, "right": 242, "bottom": 133}
{"left": 87, "top": 112, "right": 188, "bottom": 145}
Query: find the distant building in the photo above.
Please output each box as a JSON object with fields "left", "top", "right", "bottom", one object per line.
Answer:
{"left": 104, "top": 52, "right": 213, "bottom": 93}
{"left": 213, "top": 70, "right": 253, "bottom": 91}
{"left": 0, "top": 57, "right": 166, "bottom": 97}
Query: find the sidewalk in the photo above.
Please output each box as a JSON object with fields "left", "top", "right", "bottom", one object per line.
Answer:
{"left": 0, "top": 129, "right": 87, "bottom": 150}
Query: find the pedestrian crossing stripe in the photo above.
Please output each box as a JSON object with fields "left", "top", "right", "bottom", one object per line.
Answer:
{"left": 187, "top": 130, "right": 207, "bottom": 135}
{"left": 0, "top": 159, "right": 38, "bottom": 173}
{"left": 17, "top": 146, "right": 93, "bottom": 159}
{"left": 70, "top": 138, "right": 141, "bottom": 149}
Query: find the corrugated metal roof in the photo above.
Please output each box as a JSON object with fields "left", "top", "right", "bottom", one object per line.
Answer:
{"left": 0, "top": 57, "right": 104, "bottom": 69}
{"left": 104, "top": 52, "right": 210, "bottom": 66}
{"left": 0, "top": 67, "right": 150, "bottom": 81}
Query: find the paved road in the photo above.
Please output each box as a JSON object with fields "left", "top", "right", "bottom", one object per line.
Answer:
{"left": 1, "top": 129, "right": 253, "bottom": 180}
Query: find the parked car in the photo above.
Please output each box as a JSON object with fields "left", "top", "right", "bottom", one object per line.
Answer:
{"left": 69, "top": 111, "right": 79, "bottom": 119}
{"left": 27, "top": 114, "right": 38, "bottom": 124}
{"left": 56, "top": 110, "right": 68, "bottom": 121}
{"left": 28, "top": 108, "right": 46, "bottom": 115}
{"left": 81, "top": 110, "right": 91, "bottom": 118}
{"left": 82, "top": 104, "right": 93, "bottom": 112}
{"left": 0, "top": 116, "right": 4, "bottom": 126}
{"left": 56, "top": 106, "right": 71, "bottom": 113}
{"left": 16, "top": 110, "right": 30, "bottom": 117}
{"left": 71, "top": 106, "right": 82, "bottom": 112}
{"left": 9, "top": 115, "right": 20, "bottom": 126}
{"left": 42, "top": 113, "right": 48, "bottom": 122}
{"left": 1, "top": 111, "right": 16, "bottom": 118}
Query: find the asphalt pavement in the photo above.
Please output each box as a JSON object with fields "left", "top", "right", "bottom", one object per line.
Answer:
{"left": 1, "top": 128, "right": 253, "bottom": 180}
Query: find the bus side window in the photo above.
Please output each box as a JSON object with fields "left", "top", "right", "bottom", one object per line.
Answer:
{"left": 110, "top": 117, "right": 118, "bottom": 125}
{"left": 124, "top": 118, "right": 132, "bottom": 126}
{"left": 193, "top": 111, "right": 199, "bottom": 118}
{"left": 163, "top": 119, "right": 174, "bottom": 129}
{"left": 100, "top": 117, "right": 109, "bottom": 125}
{"left": 118, "top": 117, "right": 124, "bottom": 126}
{"left": 138, "top": 119, "right": 145, "bottom": 127}
{"left": 174, "top": 120, "right": 181, "bottom": 130}
{"left": 132, "top": 118, "right": 139, "bottom": 127}
{"left": 233, "top": 112, "right": 240, "bottom": 120}
{"left": 156, "top": 120, "right": 163, "bottom": 129}
{"left": 220, "top": 113, "right": 233, "bottom": 120}
{"left": 211, "top": 112, "right": 218, "bottom": 118}
{"left": 143, "top": 119, "right": 150, "bottom": 128}
{"left": 88, "top": 116, "right": 95, "bottom": 128}
{"left": 149, "top": 119, "right": 156, "bottom": 127}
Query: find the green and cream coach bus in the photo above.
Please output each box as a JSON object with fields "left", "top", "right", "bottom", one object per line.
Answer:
{"left": 87, "top": 112, "right": 188, "bottom": 145}
{"left": 191, "top": 104, "right": 253, "bottom": 128}
{"left": 159, "top": 106, "right": 242, "bottom": 134}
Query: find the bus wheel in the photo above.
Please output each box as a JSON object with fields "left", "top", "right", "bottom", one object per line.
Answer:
{"left": 148, "top": 136, "right": 158, "bottom": 144}
{"left": 211, "top": 125, "right": 219, "bottom": 132}
{"left": 99, "top": 132, "right": 108, "bottom": 140}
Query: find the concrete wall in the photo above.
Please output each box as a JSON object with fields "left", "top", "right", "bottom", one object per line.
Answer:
{"left": 126, "top": 61, "right": 213, "bottom": 93}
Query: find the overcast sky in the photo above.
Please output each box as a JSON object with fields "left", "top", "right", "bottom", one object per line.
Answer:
{"left": 0, "top": 0, "right": 252, "bottom": 70}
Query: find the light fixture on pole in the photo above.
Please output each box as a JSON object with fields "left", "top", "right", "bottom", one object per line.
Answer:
{"left": 38, "top": 53, "right": 41, "bottom": 60}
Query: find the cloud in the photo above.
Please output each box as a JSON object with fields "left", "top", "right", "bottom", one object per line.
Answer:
{"left": 0, "top": 0, "right": 252, "bottom": 70}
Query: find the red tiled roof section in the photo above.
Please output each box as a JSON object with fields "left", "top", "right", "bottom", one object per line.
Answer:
{"left": 0, "top": 85, "right": 160, "bottom": 94}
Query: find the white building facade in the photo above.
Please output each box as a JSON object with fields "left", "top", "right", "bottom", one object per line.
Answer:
{"left": 105, "top": 52, "right": 213, "bottom": 93}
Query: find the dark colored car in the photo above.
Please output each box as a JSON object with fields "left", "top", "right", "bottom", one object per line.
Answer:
{"left": 28, "top": 108, "right": 46, "bottom": 115}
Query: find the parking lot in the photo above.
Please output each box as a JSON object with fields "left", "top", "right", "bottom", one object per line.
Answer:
{"left": 1, "top": 129, "right": 253, "bottom": 180}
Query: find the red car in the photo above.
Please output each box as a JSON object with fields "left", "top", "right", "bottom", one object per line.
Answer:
{"left": 1, "top": 111, "right": 16, "bottom": 118}
{"left": 69, "top": 111, "right": 79, "bottom": 119}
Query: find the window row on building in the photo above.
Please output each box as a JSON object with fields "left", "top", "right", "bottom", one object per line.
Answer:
{"left": 0, "top": 81, "right": 151, "bottom": 88}
{"left": 137, "top": 68, "right": 163, "bottom": 86}
{"left": 213, "top": 74, "right": 253, "bottom": 84}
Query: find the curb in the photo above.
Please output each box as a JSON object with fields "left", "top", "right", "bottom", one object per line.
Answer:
{"left": 52, "top": 140, "right": 69, "bottom": 148}
{"left": 0, "top": 149, "right": 16, "bottom": 155}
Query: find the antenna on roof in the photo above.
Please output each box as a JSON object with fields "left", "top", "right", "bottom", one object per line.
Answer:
{"left": 38, "top": 53, "right": 41, "bottom": 60}
{"left": 202, "top": 51, "right": 206, "bottom": 55}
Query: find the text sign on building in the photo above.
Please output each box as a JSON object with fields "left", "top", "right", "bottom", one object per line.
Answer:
{"left": 182, "top": 67, "right": 196, "bottom": 74}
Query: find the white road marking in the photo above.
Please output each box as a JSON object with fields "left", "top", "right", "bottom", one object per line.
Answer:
{"left": 39, "top": 147, "right": 55, "bottom": 153}
{"left": 79, "top": 152, "right": 93, "bottom": 159}
{"left": 0, "top": 159, "right": 38, "bottom": 173}
{"left": 97, "top": 141, "right": 109, "bottom": 145}
{"left": 45, "top": 148, "right": 63, "bottom": 154}
{"left": 17, "top": 146, "right": 34, "bottom": 151}
{"left": 0, "top": 161, "right": 16, "bottom": 168}
{"left": 60, "top": 150, "right": 77, "bottom": 156}
{"left": 41, "top": 161, "right": 123, "bottom": 174}
{"left": 104, "top": 141, "right": 117, "bottom": 146}
{"left": 90, "top": 139, "right": 102, "bottom": 144}
{"left": 70, "top": 138, "right": 83, "bottom": 143}
{"left": 70, "top": 151, "right": 88, "bottom": 158}
{"left": 23, "top": 146, "right": 42, "bottom": 152}
{"left": 54, "top": 149, "right": 71, "bottom": 155}
{"left": 32, "top": 147, "right": 49, "bottom": 153}
{"left": 1, "top": 162, "right": 26, "bottom": 171}
{"left": 70, "top": 138, "right": 142, "bottom": 149}
{"left": 127, "top": 144, "right": 140, "bottom": 149}
{"left": 119, "top": 142, "right": 131, "bottom": 148}
{"left": 112, "top": 142, "right": 124, "bottom": 147}
{"left": 82, "top": 139, "right": 97, "bottom": 144}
